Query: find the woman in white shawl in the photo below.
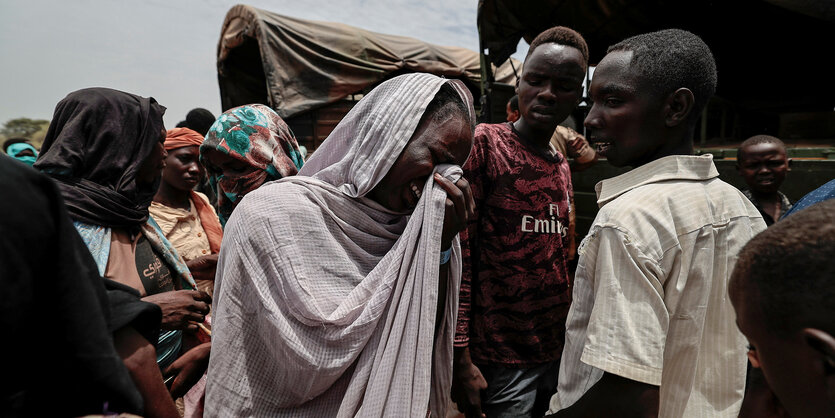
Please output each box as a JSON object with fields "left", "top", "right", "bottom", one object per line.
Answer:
{"left": 205, "top": 73, "right": 476, "bottom": 417}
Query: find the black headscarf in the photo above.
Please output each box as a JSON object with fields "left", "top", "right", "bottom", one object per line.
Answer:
{"left": 34, "top": 88, "right": 166, "bottom": 228}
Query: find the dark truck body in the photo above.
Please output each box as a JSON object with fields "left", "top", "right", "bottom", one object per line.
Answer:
{"left": 475, "top": 0, "right": 835, "bottom": 237}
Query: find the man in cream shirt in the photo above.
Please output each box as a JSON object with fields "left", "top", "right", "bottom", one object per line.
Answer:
{"left": 547, "top": 29, "right": 766, "bottom": 417}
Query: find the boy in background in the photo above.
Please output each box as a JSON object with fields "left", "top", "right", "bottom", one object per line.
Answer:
{"left": 452, "top": 26, "right": 588, "bottom": 418}
{"left": 547, "top": 29, "right": 765, "bottom": 417}
{"left": 506, "top": 94, "right": 520, "bottom": 122}
{"left": 3, "top": 137, "right": 39, "bottom": 166}
{"left": 737, "top": 135, "right": 792, "bottom": 225}
{"left": 730, "top": 199, "right": 835, "bottom": 418}
{"left": 550, "top": 122, "right": 598, "bottom": 261}
{"left": 550, "top": 124, "right": 597, "bottom": 173}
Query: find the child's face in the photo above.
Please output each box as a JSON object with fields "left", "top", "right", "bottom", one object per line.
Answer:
{"left": 729, "top": 272, "right": 832, "bottom": 418}
{"left": 516, "top": 43, "right": 585, "bottom": 135}
{"left": 584, "top": 50, "right": 668, "bottom": 167}
{"left": 737, "top": 142, "right": 790, "bottom": 194}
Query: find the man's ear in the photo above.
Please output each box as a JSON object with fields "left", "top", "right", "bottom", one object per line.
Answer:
{"left": 787, "top": 158, "right": 793, "bottom": 172}
{"left": 665, "top": 88, "right": 695, "bottom": 128}
{"left": 803, "top": 328, "right": 835, "bottom": 401}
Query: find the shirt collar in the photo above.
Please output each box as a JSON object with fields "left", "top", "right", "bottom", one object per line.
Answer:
{"left": 743, "top": 189, "right": 793, "bottom": 213}
{"left": 595, "top": 154, "right": 719, "bottom": 207}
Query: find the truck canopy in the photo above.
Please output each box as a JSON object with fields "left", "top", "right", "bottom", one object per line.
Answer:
{"left": 217, "top": 4, "right": 520, "bottom": 119}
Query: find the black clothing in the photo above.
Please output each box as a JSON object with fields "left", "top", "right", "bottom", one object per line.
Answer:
{"left": 0, "top": 156, "right": 161, "bottom": 417}
{"left": 34, "top": 87, "right": 166, "bottom": 228}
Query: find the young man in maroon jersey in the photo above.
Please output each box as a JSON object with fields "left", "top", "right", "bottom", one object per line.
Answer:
{"left": 451, "top": 26, "right": 588, "bottom": 418}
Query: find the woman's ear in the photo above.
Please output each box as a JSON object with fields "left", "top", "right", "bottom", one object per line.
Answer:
{"left": 664, "top": 88, "right": 695, "bottom": 128}
{"left": 803, "top": 328, "right": 835, "bottom": 401}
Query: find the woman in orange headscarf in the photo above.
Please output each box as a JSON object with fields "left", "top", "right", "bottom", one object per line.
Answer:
{"left": 150, "top": 127, "right": 223, "bottom": 297}
{"left": 150, "top": 127, "right": 223, "bottom": 417}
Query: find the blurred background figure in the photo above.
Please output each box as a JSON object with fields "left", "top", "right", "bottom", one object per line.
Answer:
{"left": 185, "top": 108, "right": 217, "bottom": 137}
{"left": 506, "top": 94, "right": 520, "bottom": 122}
{"left": 3, "top": 137, "right": 39, "bottom": 166}
{"left": 737, "top": 135, "right": 792, "bottom": 226}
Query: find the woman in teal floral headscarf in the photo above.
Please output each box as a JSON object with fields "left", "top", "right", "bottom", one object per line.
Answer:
{"left": 200, "top": 104, "right": 304, "bottom": 225}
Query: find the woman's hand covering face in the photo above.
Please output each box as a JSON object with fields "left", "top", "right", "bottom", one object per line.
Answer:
{"left": 434, "top": 173, "right": 475, "bottom": 250}
{"left": 369, "top": 105, "right": 473, "bottom": 213}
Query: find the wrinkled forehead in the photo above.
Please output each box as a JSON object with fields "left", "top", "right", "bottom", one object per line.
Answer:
{"left": 424, "top": 107, "right": 474, "bottom": 166}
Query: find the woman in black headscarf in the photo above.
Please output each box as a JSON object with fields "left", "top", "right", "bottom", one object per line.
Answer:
{"left": 35, "top": 88, "right": 212, "bottom": 402}
{"left": 37, "top": 87, "right": 167, "bottom": 227}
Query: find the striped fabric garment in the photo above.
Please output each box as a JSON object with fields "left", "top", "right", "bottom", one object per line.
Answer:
{"left": 205, "top": 73, "right": 475, "bottom": 417}
{"left": 550, "top": 154, "right": 766, "bottom": 417}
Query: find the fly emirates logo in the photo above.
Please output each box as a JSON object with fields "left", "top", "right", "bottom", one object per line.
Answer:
{"left": 521, "top": 203, "right": 568, "bottom": 237}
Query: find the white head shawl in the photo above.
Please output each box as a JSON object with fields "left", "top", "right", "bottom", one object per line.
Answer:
{"left": 300, "top": 72, "right": 475, "bottom": 197}
{"left": 206, "top": 73, "right": 475, "bottom": 418}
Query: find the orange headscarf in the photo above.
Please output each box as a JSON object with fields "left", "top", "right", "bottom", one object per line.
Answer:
{"left": 164, "top": 127, "right": 224, "bottom": 251}
{"left": 164, "top": 127, "right": 204, "bottom": 151}
{"left": 191, "top": 191, "right": 223, "bottom": 253}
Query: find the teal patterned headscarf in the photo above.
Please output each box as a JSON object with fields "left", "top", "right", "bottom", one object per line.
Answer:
{"left": 200, "top": 104, "right": 304, "bottom": 225}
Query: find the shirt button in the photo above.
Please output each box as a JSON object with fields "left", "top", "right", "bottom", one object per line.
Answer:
{"left": 197, "top": 232, "right": 202, "bottom": 237}
{"left": 202, "top": 249, "right": 208, "bottom": 254}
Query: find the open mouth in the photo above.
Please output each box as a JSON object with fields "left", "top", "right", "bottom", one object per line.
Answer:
{"left": 410, "top": 182, "right": 422, "bottom": 201}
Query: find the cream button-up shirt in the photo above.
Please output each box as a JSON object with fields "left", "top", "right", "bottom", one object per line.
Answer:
{"left": 550, "top": 154, "right": 766, "bottom": 417}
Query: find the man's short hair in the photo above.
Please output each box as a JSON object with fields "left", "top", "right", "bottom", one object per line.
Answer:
{"left": 525, "top": 26, "right": 589, "bottom": 68}
{"left": 185, "top": 108, "right": 217, "bottom": 136}
{"left": 733, "top": 199, "right": 835, "bottom": 336}
{"left": 737, "top": 135, "right": 787, "bottom": 161}
{"left": 508, "top": 95, "right": 519, "bottom": 111}
{"left": 608, "top": 29, "right": 716, "bottom": 124}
